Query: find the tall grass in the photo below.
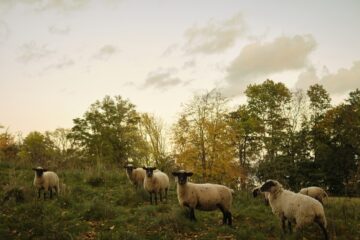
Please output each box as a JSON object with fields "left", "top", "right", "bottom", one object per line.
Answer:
{"left": 0, "top": 162, "right": 359, "bottom": 239}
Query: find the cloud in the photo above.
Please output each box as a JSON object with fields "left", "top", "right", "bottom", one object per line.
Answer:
{"left": 162, "top": 44, "right": 178, "bottom": 57}
{"left": 295, "top": 61, "right": 360, "bottom": 94}
{"left": 0, "top": 0, "right": 123, "bottom": 13}
{"left": 48, "top": 25, "right": 70, "bottom": 35}
{"left": 182, "top": 60, "right": 196, "bottom": 69}
{"left": 183, "top": 12, "right": 246, "bottom": 54}
{"left": 223, "top": 35, "right": 316, "bottom": 95}
{"left": 17, "top": 41, "right": 54, "bottom": 63}
{"left": 0, "top": 20, "right": 10, "bottom": 44}
{"left": 142, "top": 69, "right": 184, "bottom": 90}
{"left": 93, "top": 45, "right": 118, "bottom": 60}
{"left": 45, "top": 57, "right": 74, "bottom": 71}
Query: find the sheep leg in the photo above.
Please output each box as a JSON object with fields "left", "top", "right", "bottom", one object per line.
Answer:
{"left": 189, "top": 208, "right": 196, "bottom": 221}
{"left": 37, "top": 188, "right": 41, "bottom": 199}
{"left": 281, "top": 217, "right": 287, "bottom": 233}
{"left": 159, "top": 191, "right": 163, "bottom": 202}
{"left": 149, "top": 192, "right": 153, "bottom": 204}
{"left": 226, "top": 211, "right": 232, "bottom": 226}
{"left": 217, "top": 204, "right": 232, "bottom": 226}
{"left": 165, "top": 188, "right": 168, "bottom": 202}
{"left": 49, "top": 188, "right": 53, "bottom": 199}
{"left": 315, "top": 218, "right": 328, "bottom": 240}
{"left": 154, "top": 193, "right": 158, "bottom": 205}
{"left": 288, "top": 221, "right": 292, "bottom": 233}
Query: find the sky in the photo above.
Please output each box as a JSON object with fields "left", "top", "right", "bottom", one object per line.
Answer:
{"left": 0, "top": 0, "right": 360, "bottom": 135}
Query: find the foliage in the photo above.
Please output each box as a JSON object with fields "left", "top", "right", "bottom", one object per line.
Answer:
{"left": 68, "top": 95, "right": 148, "bottom": 166}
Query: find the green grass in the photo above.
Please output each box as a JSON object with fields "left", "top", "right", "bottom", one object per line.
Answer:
{"left": 0, "top": 162, "right": 359, "bottom": 239}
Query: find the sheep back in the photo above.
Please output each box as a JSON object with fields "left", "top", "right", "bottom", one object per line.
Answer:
{"left": 299, "top": 186, "right": 327, "bottom": 203}
{"left": 177, "top": 183, "right": 233, "bottom": 211}
{"left": 144, "top": 171, "right": 169, "bottom": 193}
{"left": 270, "top": 190, "right": 326, "bottom": 228}
{"left": 34, "top": 171, "right": 60, "bottom": 192}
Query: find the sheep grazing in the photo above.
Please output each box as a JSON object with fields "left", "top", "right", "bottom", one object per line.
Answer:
{"left": 143, "top": 167, "right": 169, "bottom": 204}
{"left": 124, "top": 164, "right": 146, "bottom": 189}
{"left": 260, "top": 180, "right": 328, "bottom": 240}
{"left": 32, "top": 167, "right": 60, "bottom": 200}
{"left": 252, "top": 186, "right": 269, "bottom": 205}
{"left": 299, "top": 186, "right": 328, "bottom": 205}
{"left": 172, "top": 170, "right": 234, "bottom": 226}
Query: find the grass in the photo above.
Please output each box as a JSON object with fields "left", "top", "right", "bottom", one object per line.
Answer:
{"left": 0, "top": 162, "right": 359, "bottom": 239}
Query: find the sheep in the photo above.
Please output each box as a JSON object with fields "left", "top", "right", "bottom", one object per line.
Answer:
{"left": 172, "top": 170, "right": 234, "bottom": 226}
{"left": 260, "top": 179, "right": 328, "bottom": 240}
{"left": 124, "top": 164, "right": 146, "bottom": 189}
{"left": 252, "top": 186, "right": 270, "bottom": 205}
{"left": 142, "top": 167, "right": 169, "bottom": 204}
{"left": 32, "top": 166, "right": 60, "bottom": 200}
{"left": 299, "top": 186, "right": 328, "bottom": 205}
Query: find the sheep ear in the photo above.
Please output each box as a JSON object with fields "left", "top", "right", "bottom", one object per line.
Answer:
{"left": 172, "top": 172, "right": 179, "bottom": 176}
{"left": 186, "top": 172, "right": 193, "bottom": 177}
{"left": 43, "top": 168, "right": 48, "bottom": 172}
{"left": 152, "top": 167, "right": 157, "bottom": 170}
{"left": 142, "top": 167, "right": 147, "bottom": 170}
{"left": 32, "top": 168, "right": 37, "bottom": 171}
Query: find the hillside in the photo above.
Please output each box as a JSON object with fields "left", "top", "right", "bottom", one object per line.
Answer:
{"left": 0, "top": 162, "right": 359, "bottom": 240}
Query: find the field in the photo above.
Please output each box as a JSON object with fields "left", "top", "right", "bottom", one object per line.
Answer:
{"left": 0, "top": 162, "right": 359, "bottom": 240}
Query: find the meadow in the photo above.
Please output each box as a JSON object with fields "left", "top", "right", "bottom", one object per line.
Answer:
{"left": 0, "top": 162, "right": 359, "bottom": 240}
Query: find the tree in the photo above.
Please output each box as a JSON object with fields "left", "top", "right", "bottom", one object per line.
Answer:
{"left": 172, "top": 90, "right": 238, "bottom": 184}
{"left": 0, "top": 128, "right": 19, "bottom": 162}
{"left": 18, "top": 131, "right": 54, "bottom": 166}
{"left": 68, "top": 95, "right": 147, "bottom": 166}
{"left": 245, "top": 80, "right": 292, "bottom": 183}
{"left": 140, "top": 113, "right": 170, "bottom": 169}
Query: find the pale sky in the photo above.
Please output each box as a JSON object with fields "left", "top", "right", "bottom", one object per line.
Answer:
{"left": 1, "top": 0, "right": 359, "bottom": 135}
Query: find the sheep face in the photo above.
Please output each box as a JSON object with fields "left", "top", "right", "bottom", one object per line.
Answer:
{"left": 124, "top": 164, "right": 134, "bottom": 175}
{"left": 252, "top": 187, "right": 261, "bottom": 197}
{"left": 260, "top": 180, "right": 280, "bottom": 193}
{"left": 172, "top": 171, "right": 193, "bottom": 185}
{"left": 143, "top": 167, "right": 157, "bottom": 177}
{"left": 32, "top": 167, "right": 48, "bottom": 177}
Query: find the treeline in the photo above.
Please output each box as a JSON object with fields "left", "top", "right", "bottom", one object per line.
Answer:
{"left": 0, "top": 80, "right": 359, "bottom": 195}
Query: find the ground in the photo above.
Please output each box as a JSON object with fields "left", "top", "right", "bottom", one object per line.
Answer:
{"left": 0, "top": 162, "right": 359, "bottom": 240}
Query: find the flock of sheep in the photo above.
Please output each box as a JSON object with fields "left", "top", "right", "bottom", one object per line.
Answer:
{"left": 31, "top": 165, "right": 329, "bottom": 239}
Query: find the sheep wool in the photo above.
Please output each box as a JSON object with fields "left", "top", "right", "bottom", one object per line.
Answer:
{"left": 172, "top": 170, "right": 234, "bottom": 226}
{"left": 32, "top": 166, "right": 60, "bottom": 199}
{"left": 124, "top": 164, "right": 146, "bottom": 189}
{"left": 260, "top": 180, "right": 328, "bottom": 240}
{"left": 143, "top": 167, "right": 169, "bottom": 204}
{"left": 299, "top": 186, "right": 328, "bottom": 205}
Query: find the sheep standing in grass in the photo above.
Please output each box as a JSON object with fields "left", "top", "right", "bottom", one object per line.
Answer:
{"left": 143, "top": 167, "right": 169, "bottom": 204}
{"left": 299, "top": 186, "right": 328, "bottom": 205}
{"left": 124, "top": 164, "right": 146, "bottom": 189}
{"left": 260, "top": 180, "right": 328, "bottom": 240}
{"left": 32, "top": 167, "right": 60, "bottom": 199}
{"left": 172, "top": 170, "right": 234, "bottom": 226}
{"left": 252, "top": 186, "right": 269, "bottom": 205}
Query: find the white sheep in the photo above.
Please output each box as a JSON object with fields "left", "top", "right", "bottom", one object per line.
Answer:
{"left": 172, "top": 170, "right": 234, "bottom": 226}
{"left": 143, "top": 167, "right": 169, "bottom": 204}
{"left": 124, "top": 164, "right": 146, "bottom": 189}
{"left": 260, "top": 180, "right": 328, "bottom": 239}
{"left": 299, "top": 186, "right": 328, "bottom": 205}
{"left": 252, "top": 186, "right": 270, "bottom": 205}
{"left": 32, "top": 166, "right": 60, "bottom": 199}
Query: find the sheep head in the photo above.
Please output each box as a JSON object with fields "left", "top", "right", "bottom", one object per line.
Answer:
{"left": 172, "top": 170, "right": 193, "bottom": 185}
{"left": 32, "top": 166, "right": 48, "bottom": 177}
{"left": 143, "top": 167, "right": 157, "bottom": 177}
{"left": 260, "top": 180, "right": 282, "bottom": 193}
{"left": 124, "top": 164, "right": 134, "bottom": 175}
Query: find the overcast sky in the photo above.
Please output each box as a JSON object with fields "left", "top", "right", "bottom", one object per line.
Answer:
{"left": 1, "top": 0, "right": 359, "bottom": 135}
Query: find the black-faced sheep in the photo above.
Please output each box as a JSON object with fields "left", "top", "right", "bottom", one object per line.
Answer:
{"left": 32, "top": 167, "right": 60, "bottom": 199}
{"left": 124, "top": 164, "right": 146, "bottom": 189}
{"left": 143, "top": 167, "right": 169, "bottom": 204}
{"left": 260, "top": 180, "right": 328, "bottom": 240}
{"left": 252, "top": 186, "right": 269, "bottom": 205}
{"left": 172, "top": 170, "right": 234, "bottom": 226}
{"left": 299, "top": 186, "right": 328, "bottom": 205}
